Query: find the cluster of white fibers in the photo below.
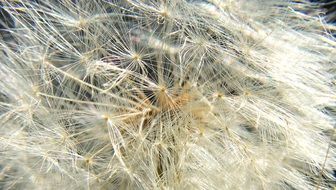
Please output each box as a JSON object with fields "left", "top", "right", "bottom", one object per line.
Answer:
{"left": 0, "top": 0, "right": 335, "bottom": 189}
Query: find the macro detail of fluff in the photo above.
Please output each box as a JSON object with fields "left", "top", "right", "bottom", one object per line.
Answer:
{"left": 0, "top": 0, "right": 335, "bottom": 189}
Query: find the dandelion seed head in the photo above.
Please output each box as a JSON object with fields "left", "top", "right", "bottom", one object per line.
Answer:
{"left": 0, "top": 0, "right": 335, "bottom": 189}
